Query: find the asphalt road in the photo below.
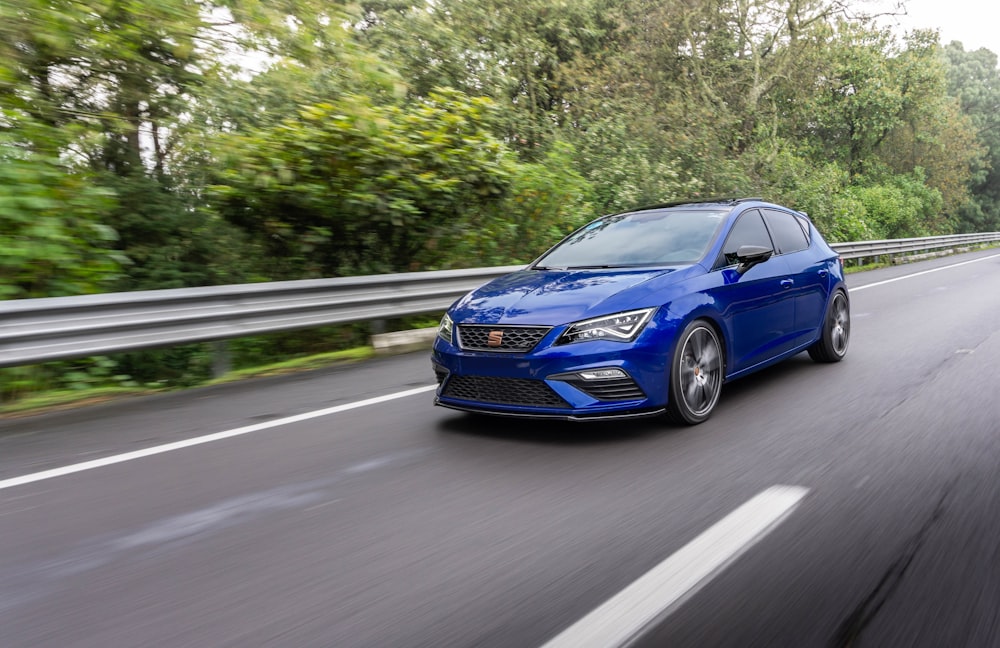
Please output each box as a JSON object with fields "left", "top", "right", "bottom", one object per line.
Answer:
{"left": 2, "top": 249, "right": 999, "bottom": 648}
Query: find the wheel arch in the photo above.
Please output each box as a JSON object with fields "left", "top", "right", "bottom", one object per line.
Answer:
{"left": 666, "top": 308, "right": 729, "bottom": 383}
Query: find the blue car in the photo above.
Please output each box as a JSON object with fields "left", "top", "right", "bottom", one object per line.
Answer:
{"left": 432, "top": 198, "right": 850, "bottom": 424}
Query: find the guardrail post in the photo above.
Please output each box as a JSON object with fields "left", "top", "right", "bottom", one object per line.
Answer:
{"left": 212, "top": 340, "right": 231, "bottom": 378}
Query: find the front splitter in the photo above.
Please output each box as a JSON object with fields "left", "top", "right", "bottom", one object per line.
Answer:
{"left": 434, "top": 399, "right": 665, "bottom": 422}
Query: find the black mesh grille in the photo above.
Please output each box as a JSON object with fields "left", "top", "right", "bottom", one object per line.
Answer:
{"left": 457, "top": 326, "right": 550, "bottom": 353}
{"left": 442, "top": 375, "right": 569, "bottom": 408}
{"left": 562, "top": 377, "right": 646, "bottom": 401}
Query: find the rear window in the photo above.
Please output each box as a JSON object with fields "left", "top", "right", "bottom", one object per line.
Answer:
{"left": 763, "top": 209, "right": 809, "bottom": 254}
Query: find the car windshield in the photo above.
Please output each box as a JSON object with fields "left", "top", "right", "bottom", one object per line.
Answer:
{"left": 534, "top": 208, "right": 729, "bottom": 269}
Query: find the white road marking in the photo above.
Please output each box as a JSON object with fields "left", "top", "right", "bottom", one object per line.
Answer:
{"left": 304, "top": 499, "right": 342, "bottom": 512}
{"left": 0, "top": 384, "right": 437, "bottom": 491}
{"left": 0, "top": 507, "right": 39, "bottom": 517}
{"left": 539, "top": 485, "right": 809, "bottom": 648}
{"left": 850, "top": 253, "right": 1000, "bottom": 292}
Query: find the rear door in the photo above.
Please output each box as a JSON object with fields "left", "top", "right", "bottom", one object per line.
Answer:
{"left": 762, "top": 208, "right": 828, "bottom": 347}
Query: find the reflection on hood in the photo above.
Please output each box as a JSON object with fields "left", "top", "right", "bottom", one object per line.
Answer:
{"left": 449, "top": 267, "right": 685, "bottom": 325}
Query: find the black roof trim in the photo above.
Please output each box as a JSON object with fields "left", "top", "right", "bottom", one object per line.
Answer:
{"left": 630, "top": 197, "right": 765, "bottom": 211}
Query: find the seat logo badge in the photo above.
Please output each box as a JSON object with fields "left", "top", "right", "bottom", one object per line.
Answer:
{"left": 487, "top": 330, "right": 504, "bottom": 347}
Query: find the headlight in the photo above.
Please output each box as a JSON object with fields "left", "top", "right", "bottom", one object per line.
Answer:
{"left": 558, "top": 308, "right": 655, "bottom": 344}
{"left": 437, "top": 313, "right": 454, "bottom": 343}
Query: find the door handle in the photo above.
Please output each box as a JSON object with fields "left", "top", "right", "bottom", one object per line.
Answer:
{"left": 780, "top": 279, "right": 794, "bottom": 289}
{"left": 818, "top": 269, "right": 828, "bottom": 278}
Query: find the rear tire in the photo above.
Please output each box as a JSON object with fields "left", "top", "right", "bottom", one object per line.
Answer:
{"left": 808, "top": 290, "right": 850, "bottom": 363}
{"left": 666, "top": 320, "right": 723, "bottom": 425}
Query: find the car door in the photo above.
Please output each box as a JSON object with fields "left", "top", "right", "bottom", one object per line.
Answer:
{"left": 712, "top": 209, "right": 798, "bottom": 373}
{"left": 762, "top": 208, "right": 827, "bottom": 347}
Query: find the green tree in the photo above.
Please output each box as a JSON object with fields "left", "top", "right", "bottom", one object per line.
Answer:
{"left": 0, "top": 0, "right": 257, "bottom": 292}
{"left": 807, "top": 23, "right": 905, "bottom": 177}
{"left": 355, "top": 0, "right": 615, "bottom": 159}
{"left": 455, "top": 141, "right": 596, "bottom": 265}
{"left": 744, "top": 138, "right": 872, "bottom": 241}
{"left": 210, "top": 90, "right": 517, "bottom": 276}
{"left": 876, "top": 32, "right": 982, "bottom": 223}
{"left": 847, "top": 171, "right": 943, "bottom": 239}
{"left": 0, "top": 122, "right": 121, "bottom": 299}
{"left": 942, "top": 42, "right": 1000, "bottom": 231}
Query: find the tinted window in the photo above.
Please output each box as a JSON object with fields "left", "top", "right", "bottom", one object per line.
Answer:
{"left": 720, "top": 210, "right": 773, "bottom": 266}
{"left": 534, "top": 209, "right": 729, "bottom": 268}
{"left": 763, "top": 209, "right": 809, "bottom": 254}
{"left": 794, "top": 214, "right": 812, "bottom": 243}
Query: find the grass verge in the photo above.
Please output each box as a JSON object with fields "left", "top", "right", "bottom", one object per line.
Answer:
{"left": 203, "top": 347, "right": 373, "bottom": 386}
{"left": 1, "top": 346, "right": 375, "bottom": 419}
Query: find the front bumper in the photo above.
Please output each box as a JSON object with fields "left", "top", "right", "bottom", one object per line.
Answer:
{"left": 431, "top": 334, "right": 670, "bottom": 420}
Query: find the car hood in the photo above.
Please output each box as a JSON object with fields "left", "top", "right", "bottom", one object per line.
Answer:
{"left": 449, "top": 267, "right": 689, "bottom": 325}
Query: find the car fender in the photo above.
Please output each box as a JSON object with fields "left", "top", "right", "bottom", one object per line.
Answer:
{"left": 658, "top": 296, "right": 730, "bottom": 379}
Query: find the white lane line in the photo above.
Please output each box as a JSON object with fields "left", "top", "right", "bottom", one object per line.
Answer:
{"left": 851, "top": 253, "right": 1000, "bottom": 292}
{"left": 540, "top": 485, "right": 809, "bottom": 648}
{"left": 0, "top": 384, "right": 437, "bottom": 491}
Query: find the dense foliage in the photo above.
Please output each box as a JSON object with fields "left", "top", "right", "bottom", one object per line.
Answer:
{"left": 3, "top": 0, "right": 1000, "bottom": 395}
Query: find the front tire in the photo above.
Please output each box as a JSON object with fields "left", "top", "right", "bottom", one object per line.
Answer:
{"left": 808, "top": 290, "right": 850, "bottom": 363}
{"left": 666, "top": 320, "right": 723, "bottom": 425}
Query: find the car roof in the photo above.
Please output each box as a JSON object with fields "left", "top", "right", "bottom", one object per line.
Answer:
{"left": 630, "top": 197, "right": 764, "bottom": 211}
{"left": 625, "top": 197, "right": 812, "bottom": 221}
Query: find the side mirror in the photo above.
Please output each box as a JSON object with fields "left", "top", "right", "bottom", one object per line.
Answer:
{"left": 735, "top": 245, "right": 773, "bottom": 274}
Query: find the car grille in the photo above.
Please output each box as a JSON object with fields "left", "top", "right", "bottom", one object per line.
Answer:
{"left": 560, "top": 376, "right": 646, "bottom": 401}
{"left": 457, "top": 325, "right": 551, "bottom": 353}
{"left": 442, "top": 375, "right": 570, "bottom": 408}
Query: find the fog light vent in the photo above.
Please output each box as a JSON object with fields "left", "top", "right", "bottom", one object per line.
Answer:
{"left": 550, "top": 369, "right": 646, "bottom": 402}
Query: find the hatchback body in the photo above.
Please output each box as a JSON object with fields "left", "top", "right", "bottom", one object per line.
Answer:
{"left": 431, "top": 198, "right": 849, "bottom": 424}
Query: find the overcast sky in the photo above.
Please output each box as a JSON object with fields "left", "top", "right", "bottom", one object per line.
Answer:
{"left": 884, "top": 0, "right": 1000, "bottom": 56}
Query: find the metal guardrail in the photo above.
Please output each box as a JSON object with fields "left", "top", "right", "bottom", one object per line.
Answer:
{"left": 0, "top": 266, "right": 522, "bottom": 368}
{"left": 834, "top": 232, "right": 1000, "bottom": 261}
{"left": 1, "top": 232, "right": 998, "bottom": 368}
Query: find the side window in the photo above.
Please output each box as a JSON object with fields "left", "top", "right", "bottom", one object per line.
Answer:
{"left": 794, "top": 214, "right": 812, "bottom": 244}
{"left": 719, "top": 210, "right": 773, "bottom": 267}
{"left": 763, "top": 209, "right": 809, "bottom": 254}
